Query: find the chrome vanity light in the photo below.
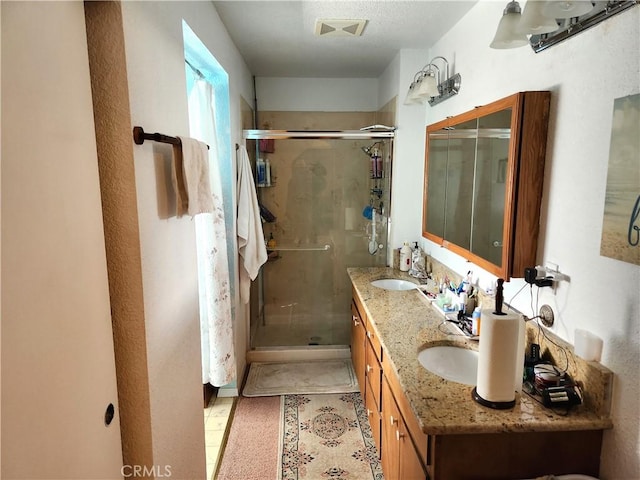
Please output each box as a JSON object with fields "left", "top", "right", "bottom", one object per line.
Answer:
{"left": 490, "top": 1, "right": 529, "bottom": 49}
{"left": 404, "top": 56, "right": 461, "bottom": 107}
{"left": 491, "top": 0, "right": 639, "bottom": 52}
{"left": 518, "top": 1, "right": 560, "bottom": 35}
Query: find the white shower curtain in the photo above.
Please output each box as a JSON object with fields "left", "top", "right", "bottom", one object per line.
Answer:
{"left": 188, "top": 78, "right": 236, "bottom": 386}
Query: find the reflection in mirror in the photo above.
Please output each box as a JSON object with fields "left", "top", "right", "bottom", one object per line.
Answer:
{"left": 425, "top": 130, "right": 448, "bottom": 238}
{"left": 471, "top": 109, "right": 512, "bottom": 266}
{"left": 444, "top": 119, "right": 477, "bottom": 250}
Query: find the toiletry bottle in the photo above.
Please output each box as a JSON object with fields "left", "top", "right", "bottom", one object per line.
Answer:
{"left": 267, "top": 233, "right": 276, "bottom": 250}
{"left": 410, "top": 243, "right": 425, "bottom": 276}
{"left": 370, "top": 151, "right": 376, "bottom": 179}
{"left": 265, "top": 158, "right": 271, "bottom": 187}
{"left": 399, "top": 242, "right": 411, "bottom": 272}
{"left": 472, "top": 307, "right": 481, "bottom": 336}
{"left": 257, "top": 158, "right": 266, "bottom": 187}
{"left": 459, "top": 292, "right": 468, "bottom": 313}
{"left": 372, "top": 147, "right": 382, "bottom": 178}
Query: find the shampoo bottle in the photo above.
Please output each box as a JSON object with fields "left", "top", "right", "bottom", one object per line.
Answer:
{"left": 257, "top": 158, "right": 266, "bottom": 187}
{"left": 471, "top": 306, "right": 481, "bottom": 336}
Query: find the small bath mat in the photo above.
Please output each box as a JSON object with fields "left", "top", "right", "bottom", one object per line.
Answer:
{"left": 243, "top": 359, "right": 359, "bottom": 397}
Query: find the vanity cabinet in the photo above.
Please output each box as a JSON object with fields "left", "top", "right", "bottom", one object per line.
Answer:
{"left": 351, "top": 289, "right": 382, "bottom": 455}
{"left": 351, "top": 290, "right": 427, "bottom": 479}
{"left": 351, "top": 285, "right": 605, "bottom": 479}
{"left": 422, "top": 91, "right": 550, "bottom": 279}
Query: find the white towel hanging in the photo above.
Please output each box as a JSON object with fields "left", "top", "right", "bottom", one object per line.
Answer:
{"left": 237, "top": 145, "right": 268, "bottom": 303}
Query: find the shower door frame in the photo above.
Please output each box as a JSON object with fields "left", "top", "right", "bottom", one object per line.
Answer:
{"left": 243, "top": 128, "right": 396, "bottom": 355}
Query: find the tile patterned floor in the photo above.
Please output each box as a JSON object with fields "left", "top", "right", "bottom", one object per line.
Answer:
{"left": 204, "top": 396, "right": 235, "bottom": 479}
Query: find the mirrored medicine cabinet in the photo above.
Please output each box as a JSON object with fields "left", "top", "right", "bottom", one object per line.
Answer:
{"left": 422, "top": 91, "right": 551, "bottom": 279}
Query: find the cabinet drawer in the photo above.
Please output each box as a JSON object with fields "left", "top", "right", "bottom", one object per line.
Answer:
{"left": 365, "top": 340, "right": 382, "bottom": 410}
{"left": 366, "top": 325, "right": 383, "bottom": 362}
{"left": 364, "top": 383, "right": 382, "bottom": 459}
{"left": 352, "top": 286, "right": 368, "bottom": 328}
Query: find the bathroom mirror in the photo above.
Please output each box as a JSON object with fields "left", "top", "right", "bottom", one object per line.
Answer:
{"left": 422, "top": 91, "right": 550, "bottom": 279}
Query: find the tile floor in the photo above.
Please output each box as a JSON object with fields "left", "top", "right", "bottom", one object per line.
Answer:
{"left": 204, "top": 396, "right": 235, "bottom": 479}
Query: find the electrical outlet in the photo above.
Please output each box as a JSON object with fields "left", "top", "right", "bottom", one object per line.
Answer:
{"left": 539, "top": 305, "right": 554, "bottom": 327}
{"left": 541, "top": 263, "right": 570, "bottom": 282}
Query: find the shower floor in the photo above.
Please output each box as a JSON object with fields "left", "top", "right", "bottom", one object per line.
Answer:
{"left": 251, "top": 312, "right": 350, "bottom": 348}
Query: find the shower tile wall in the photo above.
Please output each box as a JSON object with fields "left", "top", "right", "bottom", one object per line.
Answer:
{"left": 253, "top": 111, "right": 391, "bottom": 348}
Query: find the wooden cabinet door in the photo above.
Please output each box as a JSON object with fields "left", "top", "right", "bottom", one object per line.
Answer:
{"left": 351, "top": 301, "right": 366, "bottom": 394}
{"left": 365, "top": 384, "right": 382, "bottom": 458}
{"left": 381, "top": 376, "right": 401, "bottom": 479}
{"left": 382, "top": 376, "right": 428, "bottom": 480}
{"left": 399, "top": 416, "right": 427, "bottom": 480}
{"left": 365, "top": 338, "right": 383, "bottom": 409}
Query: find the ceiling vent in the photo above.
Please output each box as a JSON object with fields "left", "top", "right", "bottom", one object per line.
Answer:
{"left": 314, "top": 19, "right": 367, "bottom": 37}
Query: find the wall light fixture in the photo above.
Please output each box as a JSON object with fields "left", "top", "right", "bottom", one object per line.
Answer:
{"left": 491, "top": 0, "right": 638, "bottom": 52}
{"left": 404, "top": 56, "right": 461, "bottom": 107}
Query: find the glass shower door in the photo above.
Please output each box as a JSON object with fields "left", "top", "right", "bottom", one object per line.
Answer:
{"left": 251, "top": 136, "right": 392, "bottom": 348}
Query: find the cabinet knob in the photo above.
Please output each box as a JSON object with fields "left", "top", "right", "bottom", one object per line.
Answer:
{"left": 390, "top": 415, "right": 398, "bottom": 425}
{"left": 352, "top": 315, "right": 360, "bottom": 326}
{"left": 396, "top": 429, "right": 405, "bottom": 441}
{"left": 367, "top": 408, "right": 372, "bottom": 417}
{"left": 367, "top": 331, "right": 373, "bottom": 339}
{"left": 366, "top": 364, "right": 372, "bottom": 373}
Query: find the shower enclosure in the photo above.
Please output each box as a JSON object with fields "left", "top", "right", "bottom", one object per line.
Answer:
{"left": 244, "top": 129, "right": 395, "bottom": 352}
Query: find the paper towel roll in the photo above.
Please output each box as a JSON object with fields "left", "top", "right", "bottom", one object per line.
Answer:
{"left": 514, "top": 315, "right": 526, "bottom": 394}
{"left": 473, "top": 310, "right": 521, "bottom": 408}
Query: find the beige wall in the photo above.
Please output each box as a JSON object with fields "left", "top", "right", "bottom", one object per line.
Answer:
{"left": 85, "top": 1, "right": 255, "bottom": 476}
{"left": 2, "top": 2, "right": 123, "bottom": 478}
{"left": 84, "top": 2, "right": 154, "bottom": 471}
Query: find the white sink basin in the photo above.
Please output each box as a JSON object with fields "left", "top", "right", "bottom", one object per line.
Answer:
{"left": 418, "top": 345, "right": 478, "bottom": 386}
{"left": 370, "top": 279, "right": 417, "bottom": 291}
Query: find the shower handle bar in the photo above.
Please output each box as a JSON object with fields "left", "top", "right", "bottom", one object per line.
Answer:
{"left": 267, "top": 244, "right": 331, "bottom": 251}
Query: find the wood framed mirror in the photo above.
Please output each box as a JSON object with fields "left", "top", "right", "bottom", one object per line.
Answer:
{"left": 422, "top": 91, "right": 551, "bottom": 279}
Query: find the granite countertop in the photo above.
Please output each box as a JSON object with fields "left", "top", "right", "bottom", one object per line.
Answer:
{"left": 348, "top": 266, "right": 614, "bottom": 436}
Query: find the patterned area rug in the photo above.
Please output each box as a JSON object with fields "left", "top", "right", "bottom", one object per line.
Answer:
{"left": 279, "top": 393, "right": 384, "bottom": 480}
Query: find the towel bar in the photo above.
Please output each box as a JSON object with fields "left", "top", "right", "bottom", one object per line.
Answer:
{"left": 133, "top": 126, "right": 209, "bottom": 150}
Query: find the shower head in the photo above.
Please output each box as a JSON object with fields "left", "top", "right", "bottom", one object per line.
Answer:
{"left": 361, "top": 142, "right": 382, "bottom": 157}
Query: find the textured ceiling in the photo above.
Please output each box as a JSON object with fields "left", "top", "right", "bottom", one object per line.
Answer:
{"left": 212, "top": 1, "right": 478, "bottom": 78}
